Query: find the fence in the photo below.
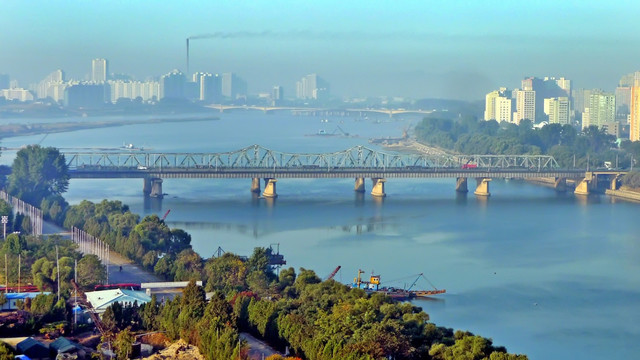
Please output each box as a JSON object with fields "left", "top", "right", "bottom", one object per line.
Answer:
{"left": 0, "top": 191, "right": 43, "bottom": 236}
{"left": 71, "top": 226, "right": 110, "bottom": 283}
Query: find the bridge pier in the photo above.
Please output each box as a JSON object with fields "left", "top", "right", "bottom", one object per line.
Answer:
{"left": 554, "top": 177, "right": 567, "bottom": 192}
{"left": 150, "top": 178, "right": 163, "bottom": 198}
{"left": 371, "top": 178, "right": 386, "bottom": 197}
{"left": 455, "top": 177, "right": 468, "bottom": 193}
{"left": 574, "top": 178, "right": 591, "bottom": 195}
{"left": 262, "top": 178, "right": 278, "bottom": 198}
{"left": 474, "top": 178, "right": 491, "bottom": 197}
{"left": 611, "top": 175, "right": 621, "bottom": 190}
{"left": 251, "top": 178, "right": 261, "bottom": 193}
{"left": 354, "top": 177, "right": 365, "bottom": 193}
{"left": 143, "top": 178, "right": 151, "bottom": 195}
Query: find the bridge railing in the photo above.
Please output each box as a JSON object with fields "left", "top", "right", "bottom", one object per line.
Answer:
{"left": 63, "top": 145, "right": 562, "bottom": 171}
{"left": 0, "top": 190, "right": 43, "bottom": 236}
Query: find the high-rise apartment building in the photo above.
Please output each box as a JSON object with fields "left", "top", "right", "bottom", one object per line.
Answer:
{"left": 544, "top": 97, "right": 570, "bottom": 125}
{"left": 514, "top": 89, "right": 535, "bottom": 125}
{"left": 584, "top": 91, "right": 615, "bottom": 129}
{"left": 221, "top": 73, "right": 247, "bottom": 99}
{"left": 91, "top": 58, "right": 108, "bottom": 83}
{"left": 522, "top": 76, "right": 571, "bottom": 122}
{"left": 296, "top": 74, "right": 329, "bottom": 100}
{"left": 160, "top": 69, "right": 186, "bottom": 99}
{"left": 630, "top": 80, "right": 640, "bottom": 141}
{"left": 37, "top": 70, "right": 67, "bottom": 101}
{"left": 484, "top": 87, "right": 512, "bottom": 123}
{"left": 615, "top": 86, "right": 632, "bottom": 120}
{"left": 0, "top": 74, "right": 9, "bottom": 90}
{"left": 199, "top": 73, "right": 221, "bottom": 103}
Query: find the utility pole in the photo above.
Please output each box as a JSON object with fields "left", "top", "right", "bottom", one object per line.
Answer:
{"left": 17, "top": 254, "right": 20, "bottom": 293}
{"left": 56, "top": 246, "right": 60, "bottom": 301}
{"left": 4, "top": 254, "right": 7, "bottom": 294}
{"left": 74, "top": 259, "right": 77, "bottom": 328}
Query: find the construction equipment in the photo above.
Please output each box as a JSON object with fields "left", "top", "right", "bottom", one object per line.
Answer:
{"left": 161, "top": 209, "right": 171, "bottom": 221}
{"left": 71, "top": 279, "right": 106, "bottom": 334}
{"left": 325, "top": 266, "right": 341, "bottom": 281}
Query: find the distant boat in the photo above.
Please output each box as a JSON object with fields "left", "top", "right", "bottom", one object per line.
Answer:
{"left": 121, "top": 143, "right": 146, "bottom": 151}
{"left": 350, "top": 270, "right": 445, "bottom": 300}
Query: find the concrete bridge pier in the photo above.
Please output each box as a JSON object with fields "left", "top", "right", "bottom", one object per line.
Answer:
{"left": 474, "top": 178, "right": 492, "bottom": 197}
{"left": 370, "top": 178, "right": 386, "bottom": 197}
{"left": 143, "top": 178, "right": 151, "bottom": 195}
{"left": 611, "top": 175, "right": 621, "bottom": 190}
{"left": 354, "top": 177, "right": 365, "bottom": 192}
{"left": 455, "top": 177, "right": 468, "bottom": 193}
{"left": 574, "top": 178, "right": 591, "bottom": 195}
{"left": 150, "top": 178, "right": 163, "bottom": 198}
{"left": 554, "top": 177, "right": 567, "bottom": 192}
{"left": 262, "top": 178, "right": 278, "bottom": 198}
{"left": 251, "top": 178, "right": 261, "bottom": 193}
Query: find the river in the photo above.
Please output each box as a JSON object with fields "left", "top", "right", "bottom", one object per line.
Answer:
{"left": 1, "top": 111, "right": 638, "bottom": 359}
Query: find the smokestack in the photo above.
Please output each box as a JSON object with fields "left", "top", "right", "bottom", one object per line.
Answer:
{"left": 186, "top": 38, "right": 190, "bottom": 76}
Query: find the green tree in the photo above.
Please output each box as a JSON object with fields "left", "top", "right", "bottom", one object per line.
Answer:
{"left": 0, "top": 341, "right": 14, "bottom": 360}
{"left": 0, "top": 200, "right": 13, "bottom": 231}
{"left": 113, "top": 327, "right": 135, "bottom": 360}
{"left": 8, "top": 145, "right": 69, "bottom": 205}
{"left": 76, "top": 254, "right": 106, "bottom": 288}
{"left": 1, "top": 233, "right": 26, "bottom": 255}
{"left": 204, "top": 252, "right": 247, "bottom": 293}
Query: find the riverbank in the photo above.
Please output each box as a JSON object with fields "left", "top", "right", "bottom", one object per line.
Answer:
{"left": 605, "top": 187, "right": 640, "bottom": 202}
{"left": 0, "top": 115, "right": 218, "bottom": 140}
{"left": 382, "top": 138, "right": 453, "bottom": 155}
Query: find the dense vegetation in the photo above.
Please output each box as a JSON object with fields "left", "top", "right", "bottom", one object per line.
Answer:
{"left": 103, "top": 265, "right": 527, "bottom": 360}
{"left": 414, "top": 116, "right": 635, "bottom": 169}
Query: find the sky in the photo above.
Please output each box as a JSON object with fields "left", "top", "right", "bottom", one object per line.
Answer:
{"left": 1, "top": 0, "right": 640, "bottom": 100}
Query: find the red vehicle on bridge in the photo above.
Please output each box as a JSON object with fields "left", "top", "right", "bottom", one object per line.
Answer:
{"left": 461, "top": 163, "right": 478, "bottom": 169}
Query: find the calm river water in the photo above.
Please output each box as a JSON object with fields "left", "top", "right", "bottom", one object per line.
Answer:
{"left": 1, "top": 111, "right": 639, "bottom": 359}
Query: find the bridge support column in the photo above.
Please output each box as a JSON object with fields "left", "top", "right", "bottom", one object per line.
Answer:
{"left": 251, "top": 178, "right": 261, "bottom": 193}
{"left": 371, "top": 178, "right": 386, "bottom": 197}
{"left": 554, "top": 177, "right": 567, "bottom": 192}
{"left": 354, "top": 177, "right": 365, "bottom": 193}
{"left": 143, "top": 178, "right": 151, "bottom": 196}
{"left": 574, "top": 178, "right": 591, "bottom": 195}
{"left": 611, "top": 175, "right": 621, "bottom": 190}
{"left": 455, "top": 177, "right": 468, "bottom": 193}
{"left": 262, "top": 178, "right": 278, "bottom": 198}
{"left": 150, "top": 178, "right": 163, "bottom": 198}
{"left": 474, "top": 178, "right": 491, "bottom": 197}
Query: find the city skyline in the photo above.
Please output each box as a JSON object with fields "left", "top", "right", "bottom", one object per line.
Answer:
{"left": 2, "top": 1, "right": 640, "bottom": 100}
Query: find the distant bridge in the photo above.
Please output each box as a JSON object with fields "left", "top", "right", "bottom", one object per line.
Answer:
{"left": 204, "top": 104, "right": 434, "bottom": 117}
{"left": 64, "top": 145, "right": 619, "bottom": 198}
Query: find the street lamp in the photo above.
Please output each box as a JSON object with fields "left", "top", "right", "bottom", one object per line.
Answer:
{"left": 1, "top": 216, "right": 7, "bottom": 239}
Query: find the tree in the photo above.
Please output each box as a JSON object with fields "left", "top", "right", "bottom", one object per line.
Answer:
{"left": 76, "top": 254, "right": 106, "bottom": 288}
{"left": 113, "top": 328, "right": 135, "bottom": 360}
{"left": 8, "top": 145, "right": 69, "bottom": 205}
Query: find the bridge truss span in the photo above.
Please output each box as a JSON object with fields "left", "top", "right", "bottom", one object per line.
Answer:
{"left": 64, "top": 144, "right": 561, "bottom": 172}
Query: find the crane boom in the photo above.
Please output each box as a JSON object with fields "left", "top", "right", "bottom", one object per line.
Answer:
{"left": 326, "top": 265, "right": 341, "bottom": 280}
{"left": 161, "top": 209, "right": 171, "bottom": 221}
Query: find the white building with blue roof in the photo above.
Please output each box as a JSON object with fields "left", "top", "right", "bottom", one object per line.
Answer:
{"left": 85, "top": 288, "right": 151, "bottom": 314}
{"left": 0, "top": 292, "right": 51, "bottom": 311}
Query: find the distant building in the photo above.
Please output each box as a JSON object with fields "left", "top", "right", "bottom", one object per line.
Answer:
{"left": 0, "top": 73, "right": 9, "bottom": 90}
{"left": 522, "top": 76, "right": 571, "bottom": 122}
{"left": 0, "top": 88, "right": 34, "bottom": 102}
{"left": 544, "top": 97, "right": 570, "bottom": 125}
{"left": 221, "top": 72, "right": 247, "bottom": 99}
{"left": 584, "top": 90, "right": 615, "bottom": 129}
{"left": 484, "top": 87, "right": 512, "bottom": 123}
{"left": 296, "top": 74, "right": 329, "bottom": 100}
{"left": 64, "top": 83, "right": 108, "bottom": 108}
{"left": 272, "top": 85, "right": 283, "bottom": 101}
{"left": 199, "top": 73, "right": 221, "bottom": 103}
{"left": 37, "top": 69, "right": 67, "bottom": 101}
{"left": 630, "top": 80, "right": 640, "bottom": 141}
{"left": 85, "top": 288, "right": 151, "bottom": 315}
{"left": 160, "top": 69, "right": 186, "bottom": 99}
{"left": 615, "top": 86, "right": 632, "bottom": 121}
{"left": 514, "top": 89, "right": 535, "bottom": 124}
{"left": 108, "top": 80, "right": 159, "bottom": 102}
{"left": 92, "top": 58, "right": 108, "bottom": 83}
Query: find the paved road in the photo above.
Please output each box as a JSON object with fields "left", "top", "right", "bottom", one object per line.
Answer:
{"left": 240, "top": 332, "right": 283, "bottom": 360}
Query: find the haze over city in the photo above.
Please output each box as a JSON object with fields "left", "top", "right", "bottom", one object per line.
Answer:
{"left": 3, "top": 0, "right": 640, "bottom": 100}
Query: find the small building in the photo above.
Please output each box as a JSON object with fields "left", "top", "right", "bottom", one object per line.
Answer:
{"left": 16, "top": 337, "right": 50, "bottom": 360}
{"left": 0, "top": 292, "right": 51, "bottom": 311}
{"left": 84, "top": 289, "right": 151, "bottom": 315}
{"left": 49, "top": 336, "right": 85, "bottom": 358}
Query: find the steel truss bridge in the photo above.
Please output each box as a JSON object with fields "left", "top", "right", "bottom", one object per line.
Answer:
{"left": 65, "top": 144, "right": 584, "bottom": 179}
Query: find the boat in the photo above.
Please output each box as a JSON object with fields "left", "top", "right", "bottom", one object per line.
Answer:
{"left": 351, "top": 270, "right": 445, "bottom": 300}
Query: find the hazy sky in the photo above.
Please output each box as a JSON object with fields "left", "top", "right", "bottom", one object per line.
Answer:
{"left": 2, "top": 0, "right": 640, "bottom": 100}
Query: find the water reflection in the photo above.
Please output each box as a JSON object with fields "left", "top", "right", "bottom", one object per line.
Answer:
{"left": 143, "top": 195, "right": 163, "bottom": 212}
